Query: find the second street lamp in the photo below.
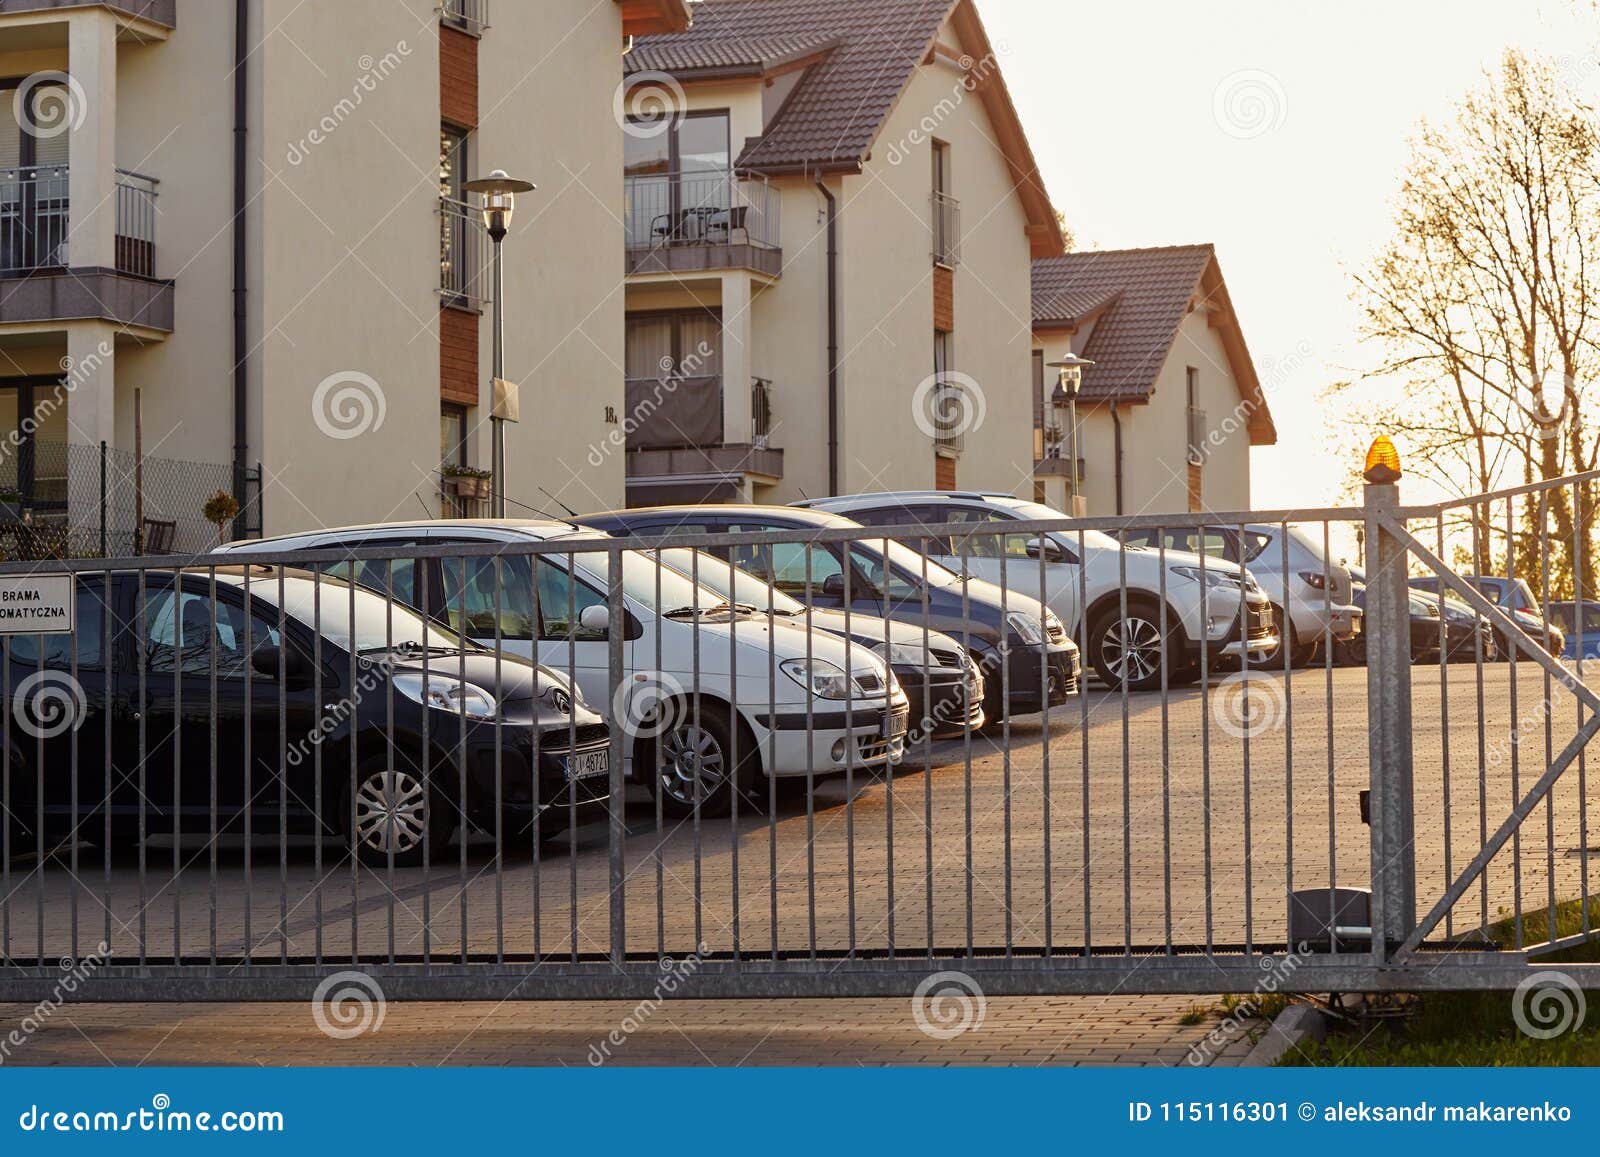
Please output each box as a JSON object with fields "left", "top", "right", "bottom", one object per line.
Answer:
{"left": 462, "top": 169, "right": 536, "bottom": 517}
{"left": 1047, "top": 354, "right": 1094, "bottom": 510}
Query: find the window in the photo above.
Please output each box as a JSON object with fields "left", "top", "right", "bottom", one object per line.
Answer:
{"left": 847, "top": 545, "right": 920, "bottom": 600}
{"left": 625, "top": 311, "right": 722, "bottom": 380}
{"left": 1186, "top": 366, "right": 1206, "bottom": 466}
{"left": 624, "top": 111, "right": 731, "bottom": 248}
{"left": 536, "top": 560, "right": 608, "bottom": 641}
{"left": 144, "top": 589, "right": 281, "bottom": 678}
{"left": 931, "top": 332, "right": 964, "bottom": 452}
{"left": 7, "top": 581, "right": 106, "bottom": 669}
{"left": 441, "top": 404, "right": 468, "bottom": 517}
{"left": 931, "top": 139, "right": 959, "bottom": 266}
{"left": 440, "top": 554, "right": 536, "bottom": 641}
{"left": 439, "top": 124, "right": 481, "bottom": 303}
{"left": 440, "top": 0, "right": 487, "bottom": 34}
{"left": 320, "top": 556, "right": 419, "bottom": 610}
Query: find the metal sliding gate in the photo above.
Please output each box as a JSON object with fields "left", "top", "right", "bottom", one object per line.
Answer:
{"left": 0, "top": 472, "right": 1596, "bottom": 1001}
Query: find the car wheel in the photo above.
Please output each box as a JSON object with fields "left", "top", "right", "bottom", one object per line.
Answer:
{"left": 1247, "top": 607, "right": 1291, "bottom": 670}
{"left": 647, "top": 706, "right": 754, "bottom": 820}
{"left": 345, "top": 756, "right": 453, "bottom": 869}
{"left": 1088, "top": 602, "right": 1174, "bottom": 692}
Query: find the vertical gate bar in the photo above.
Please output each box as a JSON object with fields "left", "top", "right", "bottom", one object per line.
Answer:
{"left": 1507, "top": 495, "right": 1523, "bottom": 947}
{"left": 1117, "top": 530, "right": 1130, "bottom": 955}
{"left": 528, "top": 553, "right": 540, "bottom": 965}
{"left": 1472, "top": 504, "right": 1488, "bottom": 929}
{"left": 728, "top": 546, "right": 742, "bottom": 964}
{"left": 607, "top": 544, "right": 627, "bottom": 969}
{"left": 804, "top": 546, "right": 817, "bottom": 959}
{"left": 243, "top": 568, "right": 253, "bottom": 964}
{"left": 34, "top": 629, "right": 42, "bottom": 964}
{"left": 1436, "top": 514, "right": 1452, "bottom": 938}
{"left": 384, "top": 570, "right": 397, "bottom": 965}
{"left": 998, "top": 537, "right": 1011, "bottom": 956}
{"left": 347, "top": 572, "right": 358, "bottom": 966}
{"left": 654, "top": 556, "right": 664, "bottom": 959}
{"left": 1041, "top": 533, "right": 1054, "bottom": 956}
{"left": 960, "top": 537, "right": 973, "bottom": 959}
{"left": 1538, "top": 494, "right": 1556, "bottom": 928}
{"left": 921, "top": 542, "right": 934, "bottom": 959}
{"left": 208, "top": 567, "right": 219, "bottom": 965}
{"left": 173, "top": 569, "right": 182, "bottom": 964}
{"left": 688, "top": 552, "right": 702, "bottom": 957}
{"left": 842, "top": 545, "right": 856, "bottom": 958}
{"left": 1199, "top": 544, "right": 1213, "bottom": 953}
{"left": 277, "top": 568, "right": 288, "bottom": 965}
{"left": 1282, "top": 524, "right": 1295, "bottom": 945}
{"left": 492, "top": 556, "right": 504, "bottom": 964}
{"left": 765, "top": 559, "right": 778, "bottom": 961}
{"left": 103, "top": 572, "right": 113, "bottom": 958}
{"left": 1157, "top": 532, "right": 1171, "bottom": 953}
{"left": 137, "top": 569, "right": 147, "bottom": 965}
{"left": 1078, "top": 527, "right": 1090, "bottom": 955}
{"left": 1322, "top": 522, "right": 1336, "bottom": 956}
{"left": 419, "top": 562, "right": 432, "bottom": 968}
{"left": 69, "top": 591, "right": 79, "bottom": 962}
{"left": 1575, "top": 480, "right": 1590, "bottom": 937}
{"left": 882, "top": 534, "right": 895, "bottom": 958}
{"left": 312, "top": 567, "right": 323, "bottom": 967}
{"left": 456, "top": 558, "right": 470, "bottom": 964}
{"left": 1, "top": 627, "right": 7, "bottom": 962}
{"left": 566, "top": 553, "right": 579, "bottom": 963}
{"left": 1365, "top": 478, "right": 1416, "bottom": 956}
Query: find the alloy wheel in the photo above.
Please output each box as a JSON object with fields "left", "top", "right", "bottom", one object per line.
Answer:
{"left": 658, "top": 724, "right": 729, "bottom": 808}
{"left": 353, "top": 770, "right": 428, "bottom": 857}
{"left": 1102, "top": 615, "right": 1165, "bottom": 684}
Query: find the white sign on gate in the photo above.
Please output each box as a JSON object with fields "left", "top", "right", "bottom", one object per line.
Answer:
{"left": 0, "top": 574, "right": 74, "bottom": 635}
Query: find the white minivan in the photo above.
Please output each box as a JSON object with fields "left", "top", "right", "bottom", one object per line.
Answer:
{"left": 215, "top": 520, "right": 909, "bottom": 817}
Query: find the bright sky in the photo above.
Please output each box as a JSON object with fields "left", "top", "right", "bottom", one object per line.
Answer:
{"left": 980, "top": 0, "right": 1600, "bottom": 510}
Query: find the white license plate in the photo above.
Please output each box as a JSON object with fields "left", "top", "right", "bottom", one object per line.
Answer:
{"left": 563, "top": 748, "right": 609, "bottom": 781}
{"left": 883, "top": 711, "right": 909, "bottom": 740}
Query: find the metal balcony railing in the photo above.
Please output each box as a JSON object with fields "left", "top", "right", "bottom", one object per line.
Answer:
{"left": 625, "top": 170, "right": 779, "bottom": 252}
{"left": 752, "top": 377, "right": 774, "bottom": 447}
{"left": 438, "top": 196, "right": 492, "bottom": 308}
{"left": 1187, "top": 405, "right": 1208, "bottom": 465}
{"left": 932, "top": 376, "right": 968, "bottom": 453}
{"left": 115, "top": 168, "right": 159, "bottom": 278}
{"left": 0, "top": 166, "right": 69, "bottom": 277}
{"left": 932, "top": 190, "right": 961, "bottom": 267}
{"left": 0, "top": 166, "right": 160, "bottom": 278}
{"left": 439, "top": 0, "right": 488, "bottom": 33}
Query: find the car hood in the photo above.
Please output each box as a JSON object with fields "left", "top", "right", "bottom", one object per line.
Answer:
{"left": 1085, "top": 542, "right": 1250, "bottom": 583}
{"left": 655, "top": 609, "right": 895, "bottom": 684}
{"left": 777, "top": 607, "right": 960, "bottom": 658}
{"left": 375, "top": 649, "right": 604, "bottom": 729}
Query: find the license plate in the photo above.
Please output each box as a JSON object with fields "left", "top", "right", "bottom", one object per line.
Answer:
{"left": 883, "top": 711, "right": 909, "bottom": 740}
{"left": 563, "top": 748, "right": 609, "bottom": 782}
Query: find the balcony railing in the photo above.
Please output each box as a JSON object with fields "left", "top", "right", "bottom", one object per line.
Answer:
{"left": 439, "top": 0, "right": 488, "bottom": 34}
{"left": 752, "top": 376, "right": 774, "bottom": 447}
{"left": 625, "top": 170, "right": 779, "bottom": 252}
{"left": 1187, "top": 405, "right": 1208, "bottom": 465}
{"left": 439, "top": 195, "right": 492, "bottom": 308}
{"left": 932, "top": 375, "right": 971, "bottom": 454}
{"left": 0, "top": 166, "right": 160, "bottom": 279}
{"left": 932, "top": 190, "right": 961, "bottom": 267}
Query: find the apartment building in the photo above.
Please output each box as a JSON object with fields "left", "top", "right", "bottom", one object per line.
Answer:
{"left": 0, "top": 0, "right": 689, "bottom": 551}
{"left": 619, "top": 0, "right": 1064, "bottom": 507}
{"left": 1031, "top": 244, "right": 1275, "bottom": 516}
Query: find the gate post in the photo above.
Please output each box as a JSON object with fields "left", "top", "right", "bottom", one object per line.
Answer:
{"left": 1364, "top": 476, "right": 1416, "bottom": 956}
{"left": 606, "top": 542, "right": 628, "bottom": 968}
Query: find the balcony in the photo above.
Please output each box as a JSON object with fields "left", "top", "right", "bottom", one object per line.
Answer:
{"left": 625, "top": 170, "right": 782, "bottom": 279}
{"left": 438, "top": 195, "right": 492, "bottom": 309}
{"left": 440, "top": 0, "right": 488, "bottom": 34}
{"left": 932, "top": 190, "right": 961, "bottom": 267}
{"left": 624, "top": 373, "right": 784, "bottom": 504}
{"left": 0, "top": 165, "right": 172, "bottom": 331}
{"left": 0, "top": 0, "right": 176, "bottom": 30}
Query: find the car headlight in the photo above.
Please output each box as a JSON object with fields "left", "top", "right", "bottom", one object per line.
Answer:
{"left": 1171, "top": 565, "right": 1243, "bottom": 590}
{"left": 780, "top": 658, "right": 853, "bottom": 699}
{"left": 392, "top": 673, "right": 498, "bottom": 720}
{"left": 1006, "top": 611, "right": 1046, "bottom": 645}
{"left": 872, "top": 640, "right": 931, "bottom": 666}
{"left": 1443, "top": 607, "right": 1474, "bottom": 625}
{"left": 1044, "top": 610, "right": 1065, "bottom": 637}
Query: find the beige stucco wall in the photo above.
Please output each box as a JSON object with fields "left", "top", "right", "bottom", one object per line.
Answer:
{"left": 1033, "top": 307, "right": 1254, "bottom": 517}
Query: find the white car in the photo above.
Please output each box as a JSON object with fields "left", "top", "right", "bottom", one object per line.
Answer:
{"left": 794, "top": 491, "right": 1280, "bottom": 690}
{"left": 214, "top": 520, "right": 910, "bottom": 818}
{"left": 1120, "top": 522, "right": 1360, "bottom": 667}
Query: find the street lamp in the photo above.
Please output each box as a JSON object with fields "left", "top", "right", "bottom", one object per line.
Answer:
{"left": 1047, "top": 354, "right": 1094, "bottom": 508}
{"left": 462, "top": 169, "right": 536, "bottom": 517}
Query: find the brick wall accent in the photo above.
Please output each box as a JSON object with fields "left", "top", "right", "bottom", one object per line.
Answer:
{"left": 440, "top": 304, "right": 480, "bottom": 406}
{"left": 935, "top": 453, "right": 956, "bottom": 491}
{"left": 933, "top": 264, "right": 954, "bottom": 333}
{"left": 440, "top": 25, "right": 478, "bottom": 129}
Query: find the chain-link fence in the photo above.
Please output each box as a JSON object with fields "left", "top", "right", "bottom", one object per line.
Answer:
{"left": 0, "top": 441, "right": 261, "bottom": 560}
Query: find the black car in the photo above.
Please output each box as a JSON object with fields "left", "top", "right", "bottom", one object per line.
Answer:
{"left": 577, "top": 505, "right": 1080, "bottom": 721}
{"left": 2, "top": 566, "right": 609, "bottom": 868}
{"left": 1336, "top": 584, "right": 1496, "bottom": 665}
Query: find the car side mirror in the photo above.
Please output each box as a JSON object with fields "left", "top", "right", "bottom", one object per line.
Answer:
{"left": 821, "top": 573, "right": 847, "bottom": 598}
{"left": 250, "top": 644, "right": 311, "bottom": 686}
{"left": 578, "top": 604, "right": 610, "bottom": 634}
{"left": 1024, "top": 537, "right": 1066, "bottom": 563}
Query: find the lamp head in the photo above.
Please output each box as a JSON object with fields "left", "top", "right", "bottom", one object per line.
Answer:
{"left": 463, "top": 169, "right": 536, "bottom": 239}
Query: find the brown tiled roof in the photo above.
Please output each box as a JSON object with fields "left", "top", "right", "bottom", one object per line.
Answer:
{"left": 632, "top": 0, "right": 953, "bottom": 173}
{"left": 1032, "top": 245, "right": 1276, "bottom": 444}
{"left": 625, "top": 31, "right": 843, "bottom": 77}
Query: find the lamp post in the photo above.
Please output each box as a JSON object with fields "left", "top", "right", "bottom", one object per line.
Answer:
{"left": 462, "top": 168, "right": 535, "bottom": 517}
{"left": 1047, "top": 354, "right": 1093, "bottom": 509}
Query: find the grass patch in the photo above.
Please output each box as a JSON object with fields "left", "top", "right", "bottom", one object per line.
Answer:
{"left": 1279, "top": 898, "right": 1600, "bottom": 1066}
{"left": 1177, "top": 1004, "right": 1210, "bottom": 1026}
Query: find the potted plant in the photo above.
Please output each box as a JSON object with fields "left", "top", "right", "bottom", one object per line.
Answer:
{"left": 441, "top": 464, "right": 494, "bottom": 501}
{"left": 203, "top": 489, "right": 241, "bottom": 545}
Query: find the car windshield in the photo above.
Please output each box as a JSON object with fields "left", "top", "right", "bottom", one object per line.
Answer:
{"left": 548, "top": 534, "right": 726, "bottom": 614}
{"left": 996, "top": 500, "right": 1124, "bottom": 552}
{"left": 652, "top": 547, "right": 808, "bottom": 615}
{"left": 216, "top": 572, "right": 470, "bottom": 653}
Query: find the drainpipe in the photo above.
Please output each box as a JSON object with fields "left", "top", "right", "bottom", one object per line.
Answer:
{"left": 816, "top": 177, "right": 839, "bottom": 495}
{"left": 231, "top": 0, "right": 250, "bottom": 537}
{"left": 1111, "top": 403, "right": 1124, "bottom": 516}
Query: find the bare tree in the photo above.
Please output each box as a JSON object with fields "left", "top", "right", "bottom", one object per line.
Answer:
{"left": 1350, "top": 50, "right": 1600, "bottom": 595}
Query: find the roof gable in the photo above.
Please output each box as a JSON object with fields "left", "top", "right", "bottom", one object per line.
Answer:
{"left": 1032, "top": 245, "right": 1276, "bottom": 446}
